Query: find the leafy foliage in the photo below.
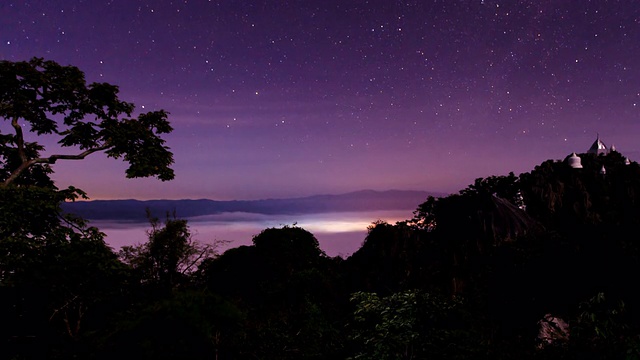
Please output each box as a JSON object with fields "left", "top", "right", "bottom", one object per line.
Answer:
{"left": 0, "top": 187, "right": 129, "bottom": 357}
{"left": 119, "top": 212, "right": 216, "bottom": 290}
{"left": 0, "top": 58, "right": 178, "bottom": 359}
{"left": 348, "top": 290, "right": 479, "bottom": 360}
{"left": 200, "top": 225, "right": 346, "bottom": 359}
{"left": 569, "top": 292, "right": 640, "bottom": 359}
{"left": 0, "top": 57, "right": 174, "bottom": 186}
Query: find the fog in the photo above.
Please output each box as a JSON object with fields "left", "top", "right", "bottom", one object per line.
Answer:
{"left": 93, "top": 209, "right": 413, "bottom": 258}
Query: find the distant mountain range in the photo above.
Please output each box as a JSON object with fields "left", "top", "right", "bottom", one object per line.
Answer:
{"left": 61, "top": 190, "right": 442, "bottom": 222}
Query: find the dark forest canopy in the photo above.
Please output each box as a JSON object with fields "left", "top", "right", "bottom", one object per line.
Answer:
{"left": 4, "top": 148, "right": 640, "bottom": 359}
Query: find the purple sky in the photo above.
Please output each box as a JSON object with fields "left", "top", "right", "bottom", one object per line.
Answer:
{"left": 2, "top": 1, "right": 639, "bottom": 200}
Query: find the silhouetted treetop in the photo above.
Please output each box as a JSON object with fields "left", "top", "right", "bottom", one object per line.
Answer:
{"left": 0, "top": 57, "right": 174, "bottom": 187}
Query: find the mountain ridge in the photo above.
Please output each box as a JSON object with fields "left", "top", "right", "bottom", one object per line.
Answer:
{"left": 62, "top": 189, "right": 444, "bottom": 222}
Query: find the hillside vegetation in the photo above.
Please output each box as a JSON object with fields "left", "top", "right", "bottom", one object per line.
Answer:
{"left": 3, "top": 150, "right": 640, "bottom": 359}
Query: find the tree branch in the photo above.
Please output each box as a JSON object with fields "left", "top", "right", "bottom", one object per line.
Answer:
{"left": 11, "top": 116, "right": 27, "bottom": 163}
{"left": 180, "top": 245, "right": 213, "bottom": 274}
{"left": 46, "top": 144, "right": 111, "bottom": 163}
{"left": 2, "top": 144, "right": 110, "bottom": 187}
{"left": 50, "top": 294, "right": 79, "bottom": 322}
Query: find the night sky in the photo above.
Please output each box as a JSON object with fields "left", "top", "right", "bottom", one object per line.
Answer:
{"left": 2, "top": 1, "right": 639, "bottom": 200}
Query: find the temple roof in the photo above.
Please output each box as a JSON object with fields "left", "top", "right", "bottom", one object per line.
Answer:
{"left": 587, "top": 135, "right": 608, "bottom": 155}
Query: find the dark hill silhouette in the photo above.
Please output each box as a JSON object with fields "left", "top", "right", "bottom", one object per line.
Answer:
{"left": 345, "top": 193, "right": 542, "bottom": 295}
{"left": 61, "top": 189, "right": 444, "bottom": 221}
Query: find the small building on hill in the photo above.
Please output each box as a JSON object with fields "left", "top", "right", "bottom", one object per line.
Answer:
{"left": 567, "top": 152, "right": 583, "bottom": 169}
{"left": 587, "top": 134, "right": 608, "bottom": 155}
{"left": 566, "top": 134, "right": 632, "bottom": 171}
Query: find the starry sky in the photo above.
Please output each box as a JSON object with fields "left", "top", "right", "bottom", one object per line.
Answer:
{"left": 2, "top": 0, "right": 639, "bottom": 200}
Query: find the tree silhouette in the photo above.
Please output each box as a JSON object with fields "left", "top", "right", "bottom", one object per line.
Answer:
{"left": 0, "top": 57, "right": 174, "bottom": 187}
{"left": 119, "top": 212, "right": 216, "bottom": 291}
{"left": 0, "top": 59, "right": 178, "bottom": 359}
